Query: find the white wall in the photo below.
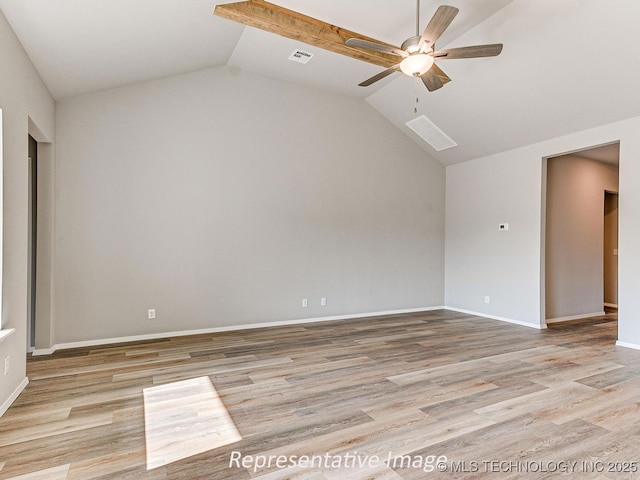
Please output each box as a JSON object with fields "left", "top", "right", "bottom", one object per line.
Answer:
{"left": 0, "top": 11, "right": 55, "bottom": 413}
{"left": 445, "top": 117, "right": 640, "bottom": 342}
{"left": 54, "top": 66, "right": 445, "bottom": 344}
{"left": 545, "top": 155, "right": 618, "bottom": 320}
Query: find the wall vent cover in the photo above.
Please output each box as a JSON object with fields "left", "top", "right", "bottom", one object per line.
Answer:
{"left": 405, "top": 115, "right": 457, "bottom": 151}
{"left": 288, "top": 49, "right": 314, "bottom": 64}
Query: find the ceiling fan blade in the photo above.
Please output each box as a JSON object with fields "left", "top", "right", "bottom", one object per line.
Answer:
{"left": 420, "top": 5, "right": 459, "bottom": 48}
{"left": 346, "top": 38, "right": 408, "bottom": 58}
{"left": 214, "top": 0, "right": 398, "bottom": 68}
{"left": 432, "top": 64, "right": 452, "bottom": 85}
{"left": 420, "top": 68, "right": 444, "bottom": 92}
{"left": 359, "top": 65, "right": 400, "bottom": 87}
{"left": 435, "top": 44, "right": 503, "bottom": 59}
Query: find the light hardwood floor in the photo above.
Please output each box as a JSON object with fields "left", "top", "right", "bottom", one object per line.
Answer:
{"left": 1, "top": 309, "right": 639, "bottom": 479}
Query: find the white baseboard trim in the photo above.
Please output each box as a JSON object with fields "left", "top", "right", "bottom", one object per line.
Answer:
{"left": 604, "top": 303, "right": 618, "bottom": 308}
{"left": 615, "top": 341, "right": 640, "bottom": 351}
{"left": 32, "top": 347, "right": 56, "bottom": 356}
{"left": 0, "top": 377, "right": 29, "bottom": 417}
{"left": 445, "top": 307, "right": 546, "bottom": 330}
{"left": 32, "top": 306, "right": 447, "bottom": 355}
{"left": 546, "top": 311, "right": 605, "bottom": 324}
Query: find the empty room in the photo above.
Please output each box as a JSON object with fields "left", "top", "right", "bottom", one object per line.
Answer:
{"left": 2, "top": 1, "right": 640, "bottom": 479}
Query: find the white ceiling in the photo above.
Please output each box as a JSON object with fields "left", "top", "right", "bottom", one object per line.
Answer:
{"left": 0, "top": 0, "right": 245, "bottom": 100}
{"left": 2, "top": 0, "right": 640, "bottom": 165}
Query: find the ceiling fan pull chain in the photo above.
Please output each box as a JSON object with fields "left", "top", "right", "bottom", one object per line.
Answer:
{"left": 414, "top": 78, "right": 420, "bottom": 114}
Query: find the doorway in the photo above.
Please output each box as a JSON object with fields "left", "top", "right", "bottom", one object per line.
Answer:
{"left": 545, "top": 142, "right": 619, "bottom": 326}
{"left": 603, "top": 191, "right": 619, "bottom": 309}
{"left": 27, "top": 135, "right": 37, "bottom": 350}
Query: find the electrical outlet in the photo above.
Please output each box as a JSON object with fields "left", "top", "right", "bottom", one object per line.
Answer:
{"left": 484, "top": 296, "right": 491, "bottom": 304}
{"left": 148, "top": 309, "right": 156, "bottom": 319}
{"left": 320, "top": 297, "right": 327, "bottom": 306}
{"left": 4, "top": 356, "right": 9, "bottom": 375}
{"left": 302, "top": 299, "right": 308, "bottom": 308}
{"left": 499, "top": 223, "right": 509, "bottom": 231}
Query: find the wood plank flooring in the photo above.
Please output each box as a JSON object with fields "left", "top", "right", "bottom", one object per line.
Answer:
{"left": 143, "top": 376, "right": 242, "bottom": 469}
{"left": 2, "top": 309, "right": 639, "bottom": 479}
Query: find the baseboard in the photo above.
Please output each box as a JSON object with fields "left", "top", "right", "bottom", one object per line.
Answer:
{"left": 615, "top": 341, "right": 640, "bottom": 351}
{"left": 445, "top": 307, "right": 545, "bottom": 330}
{"left": 32, "top": 347, "right": 56, "bottom": 356}
{"left": 546, "top": 311, "right": 605, "bottom": 324}
{"left": 32, "top": 306, "right": 447, "bottom": 355}
{"left": 0, "top": 377, "right": 29, "bottom": 417}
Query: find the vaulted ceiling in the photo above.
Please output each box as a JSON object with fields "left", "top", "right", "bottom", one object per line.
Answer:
{"left": 1, "top": 0, "right": 637, "bottom": 165}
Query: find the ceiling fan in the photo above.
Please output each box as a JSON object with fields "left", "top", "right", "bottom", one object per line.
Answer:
{"left": 346, "top": 2, "right": 503, "bottom": 91}
{"left": 214, "top": 0, "right": 502, "bottom": 92}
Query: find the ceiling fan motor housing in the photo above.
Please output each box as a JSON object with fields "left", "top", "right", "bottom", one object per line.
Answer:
{"left": 401, "top": 35, "right": 423, "bottom": 54}
{"left": 399, "top": 36, "right": 435, "bottom": 77}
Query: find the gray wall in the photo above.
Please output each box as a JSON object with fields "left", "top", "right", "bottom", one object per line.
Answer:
{"left": 0, "top": 10, "right": 55, "bottom": 411}
{"left": 545, "top": 155, "right": 618, "bottom": 320}
{"left": 54, "top": 66, "right": 445, "bottom": 344}
{"left": 445, "top": 117, "right": 640, "bottom": 341}
{"left": 445, "top": 148, "right": 544, "bottom": 326}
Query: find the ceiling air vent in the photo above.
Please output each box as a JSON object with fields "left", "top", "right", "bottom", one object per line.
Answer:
{"left": 288, "top": 49, "right": 314, "bottom": 64}
{"left": 405, "top": 115, "right": 457, "bottom": 151}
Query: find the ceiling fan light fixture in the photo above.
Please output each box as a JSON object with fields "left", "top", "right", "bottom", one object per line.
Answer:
{"left": 400, "top": 53, "right": 434, "bottom": 77}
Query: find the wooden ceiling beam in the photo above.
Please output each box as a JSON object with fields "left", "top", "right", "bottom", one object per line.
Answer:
{"left": 214, "top": 0, "right": 399, "bottom": 68}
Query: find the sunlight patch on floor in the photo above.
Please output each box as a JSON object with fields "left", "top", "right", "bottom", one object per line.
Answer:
{"left": 5, "top": 464, "right": 70, "bottom": 480}
{"left": 143, "top": 376, "right": 241, "bottom": 470}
